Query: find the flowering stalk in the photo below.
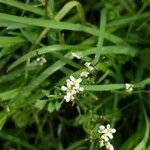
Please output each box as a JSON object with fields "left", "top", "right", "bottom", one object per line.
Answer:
{"left": 61, "top": 62, "right": 94, "bottom": 102}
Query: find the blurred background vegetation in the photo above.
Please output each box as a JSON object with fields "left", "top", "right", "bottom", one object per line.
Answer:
{"left": 0, "top": 0, "right": 150, "bottom": 149}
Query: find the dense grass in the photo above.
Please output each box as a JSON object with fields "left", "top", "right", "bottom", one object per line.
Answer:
{"left": 0, "top": 0, "right": 150, "bottom": 149}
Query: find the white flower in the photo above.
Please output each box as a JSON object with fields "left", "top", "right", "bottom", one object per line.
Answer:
{"left": 99, "top": 140, "right": 105, "bottom": 148}
{"left": 101, "top": 134, "right": 109, "bottom": 142}
{"left": 84, "top": 62, "right": 94, "bottom": 71}
{"left": 61, "top": 85, "right": 76, "bottom": 103}
{"left": 71, "top": 52, "right": 80, "bottom": 59}
{"left": 73, "top": 84, "right": 84, "bottom": 93}
{"left": 61, "top": 85, "right": 76, "bottom": 95}
{"left": 61, "top": 75, "right": 84, "bottom": 102}
{"left": 105, "top": 124, "right": 116, "bottom": 139}
{"left": 98, "top": 124, "right": 116, "bottom": 139}
{"left": 36, "top": 56, "right": 47, "bottom": 65}
{"left": 106, "top": 142, "right": 114, "bottom": 150}
{"left": 98, "top": 125, "right": 105, "bottom": 133}
{"left": 98, "top": 124, "right": 116, "bottom": 150}
{"left": 84, "top": 62, "right": 90, "bottom": 67}
{"left": 79, "top": 87, "right": 84, "bottom": 91}
{"left": 61, "top": 61, "right": 95, "bottom": 103}
{"left": 66, "top": 79, "right": 72, "bottom": 88}
{"left": 70, "top": 76, "right": 82, "bottom": 83}
{"left": 61, "top": 86, "right": 67, "bottom": 91}
{"left": 80, "top": 71, "right": 89, "bottom": 78}
{"left": 64, "top": 94, "right": 74, "bottom": 102}
{"left": 125, "top": 83, "right": 133, "bottom": 93}
{"left": 69, "top": 76, "right": 82, "bottom": 89}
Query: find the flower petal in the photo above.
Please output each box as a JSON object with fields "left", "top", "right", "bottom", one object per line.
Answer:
{"left": 79, "top": 87, "right": 84, "bottom": 91}
{"left": 107, "top": 133, "right": 113, "bottom": 139}
{"left": 99, "top": 125, "right": 105, "bottom": 131}
{"left": 107, "top": 124, "right": 110, "bottom": 129}
{"left": 77, "top": 78, "right": 82, "bottom": 83}
{"left": 61, "top": 86, "right": 67, "bottom": 91}
{"left": 70, "top": 76, "right": 75, "bottom": 81}
{"left": 64, "top": 95, "right": 71, "bottom": 102}
{"left": 111, "top": 129, "right": 116, "bottom": 133}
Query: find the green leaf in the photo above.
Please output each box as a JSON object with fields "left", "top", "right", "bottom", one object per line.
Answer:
{"left": 55, "top": 101, "right": 62, "bottom": 111}
{"left": 47, "top": 102, "right": 55, "bottom": 113}
{"left": 0, "top": 0, "right": 45, "bottom": 16}
{"left": 0, "top": 88, "right": 19, "bottom": 101}
{"left": 135, "top": 78, "right": 150, "bottom": 87}
{"left": 0, "top": 112, "right": 8, "bottom": 130}
{"left": 13, "top": 111, "right": 30, "bottom": 127}
{"left": 134, "top": 102, "right": 149, "bottom": 150}
{"left": 8, "top": 44, "right": 137, "bottom": 71}
{"left": 0, "top": 68, "right": 23, "bottom": 83}
{"left": 34, "top": 100, "right": 47, "bottom": 110}
{"left": 93, "top": 9, "right": 106, "bottom": 64}
{"left": 108, "top": 13, "right": 150, "bottom": 28}
{"left": 77, "top": 45, "right": 137, "bottom": 58}
{"left": 8, "top": 44, "right": 89, "bottom": 71}
{"left": 41, "top": 90, "right": 50, "bottom": 97}
{"left": 0, "top": 131, "right": 37, "bottom": 150}
{"left": 53, "top": 52, "right": 82, "bottom": 69}
{"left": 0, "top": 13, "right": 98, "bottom": 35}
{"left": 83, "top": 78, "right": 150, "bottom": 91}
{"left": 55, "top": 1, "right": 85, "bottom": 23}
{"left": 83, "top": 84, "right": 125, "bottom": 91}
{"left": 0, "top": 36, "right": 26, "bottom": 48}
{"left": 0, "top": 13, "right": 131, "bottom": 45}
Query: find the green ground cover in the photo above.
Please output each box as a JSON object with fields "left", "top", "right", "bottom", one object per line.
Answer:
{"left": 0, "top": 0, "right": 150, "bottom": 149}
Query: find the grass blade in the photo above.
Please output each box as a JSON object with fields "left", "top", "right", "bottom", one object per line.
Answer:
{"left": 7, "top": 44, "right": 90, "bottom": 71}
{"left": 0, "top": 0, "right": 45, "bottom": 16}
{"left": 0, "top": 36, "right": 26, "bottom": 48}
{"left": 93, "top": 9, "right": 106, "bottom": 64}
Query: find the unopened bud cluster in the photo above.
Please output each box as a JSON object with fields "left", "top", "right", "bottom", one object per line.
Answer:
{"left": 125, "top": 83, "right": 133, "bottom": 93}
{"left": 36, "top": 56, "right": 47, "bottom": 65}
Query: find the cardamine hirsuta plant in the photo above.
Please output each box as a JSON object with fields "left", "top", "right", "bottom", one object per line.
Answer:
{"left": 60, "top": 61, "right": 135, "bottom": 149}
{"left": 0, "top": 0, "right": 150, "bottom": 150}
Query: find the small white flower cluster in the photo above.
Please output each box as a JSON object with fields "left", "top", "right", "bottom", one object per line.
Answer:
{"left": 84, "top": 62, "right": 94, "bottom": 72}
{"left": 61, "top": 76, "right": 83, "bottom": 102}
{"left": 36, "top": 56, "right": 47, "bottom": 65}
{"left": 61, "top": 62, "right": 94, "bottom": 102}
{"left": 71, "top": 52, "right": 81, "bottom": 59}
{"left": 80, "top": 62, "right": 94, "bottom": 78}
{"left": 98, "top": 124, "right": 116, "bottom": 150}
{"left": 80, "top": 71, "right": 89, "bottom": 78}
{"left": 125, "top": 83, "right": 133, "bottom": 93}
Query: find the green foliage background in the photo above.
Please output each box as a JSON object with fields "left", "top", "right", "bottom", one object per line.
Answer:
{"left": 0, "top": 0, "right": 150, "bottom": 149}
